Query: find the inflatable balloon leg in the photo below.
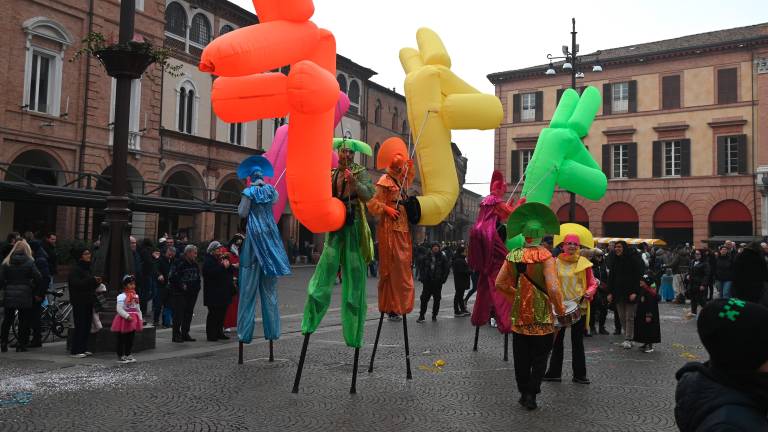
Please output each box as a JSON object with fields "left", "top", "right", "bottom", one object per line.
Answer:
{"left": 199, "top": 0, "right": 343, "bottom": 233}
{"left": 520, "top": 87, "right": 607, "bottom": 205}
{"left": 264, "top": 91, "right": 351, "bottom": 222}
{"left": 399, "top": 28, "right": 503, "bottom": 226}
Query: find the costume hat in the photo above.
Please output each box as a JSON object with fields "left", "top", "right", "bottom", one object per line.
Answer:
{"left": 698, "top": 298, "right": 768, "bottom": 372}
{"left": 237, "top": 155, "right": 274, "bottom": 179}
{"left": 506, "top": 202, "right": 560, "bottom": 240}
{"left": 332, "top": 138, "right": 372, "bottom": 156}
{"left": 376, "top": 137, "right": 409, "bottom": 170}
{"left": 554, "top": 223, "right": 594, "bottom": 248}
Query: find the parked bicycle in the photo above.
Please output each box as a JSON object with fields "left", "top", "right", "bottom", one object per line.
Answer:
{"left": 11, "top": 288, "right": 72, "bottom": 344}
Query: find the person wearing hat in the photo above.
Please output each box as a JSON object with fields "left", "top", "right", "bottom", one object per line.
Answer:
{"left": 235, "top": 155, "right": 291, "bottom": 346}
{"left": 495, "top": 202, "right": 566, "bottom": 410}
{"left": 543, "top": 224, "right": 597, "bottom": 385}
{"left": 301, "top": 138, "right": 374, "bottom": 348}
{"left": 366, "top": 137, "right": 416, "bottom": 321}
{"left": 675, "top": 299, "right": 768, "bottom": 431}
{"left": 202, "top": 241, "right": 235, "bottom": 341}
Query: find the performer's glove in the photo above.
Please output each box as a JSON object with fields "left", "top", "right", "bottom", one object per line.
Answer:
{"left": 383, "top": 206, "right": 400, "bottom": 220}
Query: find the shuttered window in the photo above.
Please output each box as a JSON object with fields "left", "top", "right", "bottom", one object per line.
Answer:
{"left": 662, "top": 75, "right": 681, "bottom": 109}
{"left": 717, "top": 135, "right": 747, "bottom": 175}
{"left": 717, "top": 68, "right": 738, "bottom": 104}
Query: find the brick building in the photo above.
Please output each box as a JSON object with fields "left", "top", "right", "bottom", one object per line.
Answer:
{"left": 488, "top": 22, "right": 768, "bottom": 247}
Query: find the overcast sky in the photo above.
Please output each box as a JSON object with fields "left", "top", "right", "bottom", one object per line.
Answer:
{"left": 229, "top": 0, "right": 767, "bottom": 194}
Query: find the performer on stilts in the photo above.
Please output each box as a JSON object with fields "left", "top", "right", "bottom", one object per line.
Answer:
{"left": 365, "top": 137, "right": 416, "bottom": 378}
{"left": 235, "top": 156, "right": 291, "bottom": 364}
{"left": 543, "top": 224, "right": 597, "bottom": 384}
{"left": 495, "top": 202, "right": 565, "bottom": 411}
{"left": 293, "top": 138, "right": 375, "bottom": 394}
{"left": 468, "top": 170, "right": 523, "bottom": 359}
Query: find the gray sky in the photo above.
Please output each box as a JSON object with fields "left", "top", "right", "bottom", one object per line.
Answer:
{"left": 229, "top": 0, "right": 767, "bottom": 194}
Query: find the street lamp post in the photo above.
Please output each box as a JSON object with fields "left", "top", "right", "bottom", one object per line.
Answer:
{"left": 544, "top": 18, "right": 602, "bottom": 223}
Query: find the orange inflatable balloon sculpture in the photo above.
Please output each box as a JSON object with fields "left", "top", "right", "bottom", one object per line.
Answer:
{"left": 199, "top": 0, "right": 344, "bottom": 233}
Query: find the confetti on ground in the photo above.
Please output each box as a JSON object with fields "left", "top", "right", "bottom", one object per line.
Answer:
{"left": 0, "top": 365, "right": 153, "bottom": 397}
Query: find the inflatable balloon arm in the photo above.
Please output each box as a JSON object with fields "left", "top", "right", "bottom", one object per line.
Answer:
{"left": 520, "top": 87, "right": 607, "bottom": 205}
{"left": 400, "top": 28, "right": 503, "bottom": 226}
{"left": 199, "top": 0, "right": 344, "bottom": 233}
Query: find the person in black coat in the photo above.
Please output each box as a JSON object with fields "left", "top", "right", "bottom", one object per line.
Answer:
{"left": 607, "top": 241, "right": 643, "bottom": 348}
{"left": 417, "top": 242, "right": 450, "bottom": 323}
{"left": 0, "top": 240, "right": 42, "bottom": 352}
{"left": 687, "top": 250, "right": 712, "bottom": 316}
{"left": 714, "top": 245, "right": 735, "bottom": 299}
{"left": 634, "top": 274, "right": 661, "bottom": 353}
{"left": 156, "top": 246, "right": 176, "bottom": 328}
{"left": 67, "top": 247, "right": 100, "bottom": 357}
{"left": 202, "top": 242, "right": 234, "bottom": 341}
{"left": 169, "top": 244, "right": 201, "bottom": 342}
{"left": 675, "top": 299, "right": 768, "bottom": 431}
{"left": 588, "top": 250, "right": 610, "bottom": 335}
{"left": 451, "top": 246, "right": 471, "bottom": 316}
{"left": 732, "top": 242, "right": 768, "bottom": 306}
{"left": 26, "top": 240, "right": 51, "bottom": 348}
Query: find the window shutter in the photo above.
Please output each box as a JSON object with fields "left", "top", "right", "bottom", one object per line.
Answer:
{"left": 737, "top": 134, "right": 748, "bottom": 174}
{"left": 628, "top": 80, "right": 638, "bottom": 113}
{"left": 680, "top": 139, "right": 691, "bottom": 177}
{"left": 602, "top": 83, "right": 612, "bottom": 115}
{"left": 602, "top": 145, "right": 611, "bottom": 178}
{"left": 716, "top": 136, "right": 727, "bottom": 175}
{"left": 556, "top": 88, "right": 565, "bottom": 108}
{"left": 652, "top": 141, "right": 662, "bottom": 177}
{"left": 535, "top": 91, "right": 543, "bottom": 122}
{"left": 717, "top": 68, "right": 738, "bottom": 104}
{"left": 662, "top": 75, "right": 681, "bottom": 109}
{"left": 511, "top": 150, "right": 520, "bottom": 183}
{"left": 513, "top": 93, "right": 521, "bottom": 123}
{"left": 628, "top": 142, "right": 638, "bottom": 179}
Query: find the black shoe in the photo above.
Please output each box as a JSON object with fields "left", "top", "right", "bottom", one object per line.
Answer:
{"left": 416, "top": 316, "right": 425, "bottom": 323}
{"left": 599, "top": 327, "right": 609, "bottom": 335}
{"left": 172, "top": 336, "right": 184, "bottom": 343}
{"left": 431, "top": 316, "right": 437, "bottom": 321}
{"left": 183, "top": 335, "right": 196, "bottom": 342}
{"left": 572, "top": 376, "right": 591, "bottom": 385}
{"left": 542, "top": 374, "right": 561, "bottom": 382}
{"left": 16, "top": 346, "right": 27, "bottom": 352}
{"left": 518, "top": 395, "right": 527, "bottom": 407}
{"left": 523, "top": 394, "right": 537, "bottom": 410}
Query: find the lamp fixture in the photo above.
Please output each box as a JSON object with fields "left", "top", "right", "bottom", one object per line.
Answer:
{"left": 575, "top": 71, "right": 585, "bottom": 78}
{"left": 545, "top": 62, "right": 556, "bottom": 75}
{"left": 562, "top": 61, "right": 573, "bottom": 71}
{"left": 592, "top": 64, "right": 603, "bottom": 72}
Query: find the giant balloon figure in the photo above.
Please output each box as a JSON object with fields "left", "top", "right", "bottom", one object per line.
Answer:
{"left": 399, "top": 28, "right": 504, "bottom": 226}
{"left": 263, "top": 91, "right": 350, "bottom": 221}
{"left": 519, "top": 87, "right": 607, "bottom": 204}
{"left": 199, "top": 0, "right": 343, "bottom": 233}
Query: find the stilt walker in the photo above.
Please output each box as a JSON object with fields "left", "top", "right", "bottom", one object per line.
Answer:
{"left": 235, "top": 156, "right": 291, "bottom": 364}
{"left": 293, "top": 139, "right": 375, "bottom": 394}
{"left": 468, "top": 170, "right": 523, "bottom": 359}
{"left": 366, "top": 137, "right": 416, "bottom": 378}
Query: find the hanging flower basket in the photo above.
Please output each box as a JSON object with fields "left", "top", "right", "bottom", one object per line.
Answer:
{"left": 71, "top": 32, "right": 183, "bottom": 78}
{"left": 94, "top": 46, "right": 154, "bottom": 79}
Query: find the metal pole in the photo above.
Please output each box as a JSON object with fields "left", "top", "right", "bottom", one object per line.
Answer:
{"left": 473, "top": 325, "right": 479, "bottom": 351}
{"left": 402, "top": 314, "right": 412, "bottom": 380}
{"left": 238, "top": 341, "right": 243, "bottom": 364}
{"left": 503, "top": 333, "right": 509, "bottom": 362}
{"left": 367, "top": 312, "right": 385, "bottom": 373}
{"left": 350, "top": 347, "right": 360, "bottom": 394}
{"left": 568, "top": 17, "right": 578, "bottom": 223}
{"left": 292, "top": 333, "right": 311, "bottom": 393}
{"left": 269, "top": 340, "right": 274, "bottom": 362}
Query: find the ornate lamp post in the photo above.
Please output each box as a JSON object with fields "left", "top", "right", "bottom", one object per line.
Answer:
{"left": 543, "top": 18, "right": 602, "bottom": 222}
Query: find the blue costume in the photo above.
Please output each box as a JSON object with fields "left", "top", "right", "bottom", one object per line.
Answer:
{"left": 236, "top": 156, "right": 291, "bottom": 343}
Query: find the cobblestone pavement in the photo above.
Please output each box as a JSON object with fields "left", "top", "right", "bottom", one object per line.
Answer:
{"left": 0, "top": 269, "right": 703, "bottom": 432}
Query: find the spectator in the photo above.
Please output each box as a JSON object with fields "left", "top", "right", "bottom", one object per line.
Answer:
{"left": 607, "top": 241, "right": 643, "bottom": 349}
{"left": 634, "top": 274, "right": 661, "bottom": 353}
{"left": 156, "top": 246, "right": 176, "bottom": 328}
{"left": 223, "top": 234, "right": 244, "bottom": 333}
{"left": 416, "top": 242, "right": 450, "bottom": 323}
{"left": 732, "top": 242, "right": 768, "bottom": 306}
{"left": 589, "top": 249, "right": 610, "bottom": 335}
{"left": 68, "top": 247, "right": 100, "bottom": 358}
{"left": 42, "top": 232, "right": 57, "bottom": 278}
{"left": 1, "top": 232, "right": 20, "bottom": 259}
{"left": 129, "top": 236, "right": 144, "bottom": 320}
{"left": 202, "top": 241, "right": 234, "bottom": 341}
{"left": 687, "top": 250, "right": 711, "bottom": 318}
{"left": 671, "top": 247, "right": 691, "bottom": 304}
{"left": 675, "top": 299, "right": 768, "bottom": 431}
{"left": 0, "top": 240, "right": 42, "bottom": 353}
{"left": 451, "top": 246, "right": 471, "bottom": 317}
{"left": 138, "top": 238, "right": 156, "bottom": 321}
{"left": 27, "top": 240, "right": 51, "bottom": 348}
{"left": 714, "top": 245, "right": 735, "bottom": 299}
{"left": 169, "top": 244, "right": 201, "bottom": 342}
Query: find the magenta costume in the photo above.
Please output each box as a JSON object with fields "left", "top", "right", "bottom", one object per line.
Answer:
{"left": 468, "top": 193, "right": 513, "bottom": 333}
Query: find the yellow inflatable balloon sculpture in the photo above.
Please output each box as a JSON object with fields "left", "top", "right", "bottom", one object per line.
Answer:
{"left": 400, "top": 28, "right": 503, "bottom": 225}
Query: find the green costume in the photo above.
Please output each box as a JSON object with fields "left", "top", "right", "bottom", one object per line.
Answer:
{"left": 301, "top": 162, "right": 374, "bottom": 348}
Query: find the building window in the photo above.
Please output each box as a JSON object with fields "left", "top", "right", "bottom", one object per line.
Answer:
{"left": 717, "top": 67, "right": 738, "bottom": 104}
{"left": 337, "top": 74, "right": 348, "bottom": 93}
{"left": 229, "top": 123, "right": 243, "bottom": 145}
{"left": 392, "top": 107, "right": 399, "bottom": 131}
{"left": 724, "top": 136, "right": 739, "bottom": 174}
{"left": 612, "top": 82, "right": 629, "bottom": 113}
{"left": 663, "top": 140, "right": 681, "bottom": 177}
{"left": 402, "top": 120, "right": 408, "bottom": 136}
{"left": 27, "top": 51, "right": 53, "bottom": 113}
{"left": 177, "top": 81, "right": 197, "bottom": 134}
{"left": 22, "top": 18, "right": 71, "bottom": 117}
{"left": 662, "top": 75, "right": 681, "bottom": 110}
{"left": 165, "top": 2, "right": 187, "bottom": 38}
{"left": 520, "top": 92, "right": 536, "bottom": 122}
{"left": 520, "top": 149, "right": 533, "bottom": 175}
{"left": 348, "top": 80, "right": 360, "bottom": 114}
{"left": 612, "top": 144, "right": 629, "bottom": 179}
{"left": 189, "top": 14, "right": 211, "bottom": 46}
{"left": 220, "top": 24, "right": 234, "bottom": 36}
{"left": 374, "top": 99, "right": 382, "bottom": 126}
{"left": 109, "top": 78, "right": 142, "bottom": 150}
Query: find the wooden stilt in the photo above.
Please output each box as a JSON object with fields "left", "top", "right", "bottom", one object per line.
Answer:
{"left": 367, "top": 312, "right": 385, "bottom": 373}
{"left": 269, "top": 340, "right": 274, "bottom": 362}
{"left": 350, "top": 347, "right": 360, "bottom": 394}
{"left": 503, "top": 333, "right": 509, "bottom": 362}
{"left": 291, "top": 333, "right": 311, "bottom": 394}
{"left": 402, "top": 314, "right": 412, "bottom": 380}
{"left": 473, "top": 325, "right": 480, "bottom": 351}
{"left": 238, "top": 342, "right": 243, "bottom": 365}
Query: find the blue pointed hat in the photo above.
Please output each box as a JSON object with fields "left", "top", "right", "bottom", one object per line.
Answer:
{"left": 237, "top": 155, "right": 274, "bottom": 179}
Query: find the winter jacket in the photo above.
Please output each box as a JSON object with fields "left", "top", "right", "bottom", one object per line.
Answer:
{"left": 607, "top": 250, "right": 642, "bottom": 302}
{"left": 715, "top": 254, "right": 735, "bottom": 282}
{"left": 451, "top": 255, "right": 471, "bottom": 291}
{"left": 169, "top": 256, "right": 201, "bottom": 294}
{"left": 675, "top": 362, "right": 768, "bottom": 432}
{"left": 688, "top": 260, "right": 711, "bottom": 290}
{"left": 42, "top": 241, "right": 57, "bottom": 276}
{"left": 202, "top": 254, "right": 234, "bottom": 307}
{"left": 671, "top": 252, "right": 690, "bottom": 274}
{"left": 67, "top": 260, "right": 98, "bottom": 306}
{"left": 0, "top": 252, "right": 42, "bottom": 309}
{"left": 30, "top": 241, "right": 51, "bottom": 295}
{"left": 732, "top": 247, "right": 768, "bottom": 305}
{"left": 418, "top": 251, "right": 450, "bottom": 285}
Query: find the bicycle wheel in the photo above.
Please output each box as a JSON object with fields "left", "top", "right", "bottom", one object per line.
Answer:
{"left": 39, "top": 312, "right": 53, "bottom": 343}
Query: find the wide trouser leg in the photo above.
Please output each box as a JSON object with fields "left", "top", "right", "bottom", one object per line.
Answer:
{"left": 528, "top": 334, "right": 554, "bottom": 394}
{"left": 17, "top": 308, "right": 33, "bottom": 348}
{"left": 570, "top": 317, "right": 587, "bottom": 378}
{"left": 419, "top": 283, "right": 432, "bottom": 318}
{"left": 71, "top": 303, "right": 92, "bottom": 354}
{"left": 301, "top": 232, "right": 343, "bottom": 335}
{"left": 182, "top": 290, "right": 199, "bottom": 337}
{"left": 431, "top": 284, "right": 442, "bottom": 318}
{"left": 617, "top": 302, "right": 636, "bottom": 341}
{"left": 259, "top": 269, "right": 280, "bottom": 340}
{"left": 546, "top": 329, "right": 565, "bottom": 377}
{"left": 172, "top": 295, "right": 185, "bottom": 339}
{"left": 512, "top": 332, "right": 532, "bottom": 395}
{"left": 206, "top": 306, "right": 217, "bottom": 340}
{"left": 340, "top": 221, "right": 368, "bottom": 348}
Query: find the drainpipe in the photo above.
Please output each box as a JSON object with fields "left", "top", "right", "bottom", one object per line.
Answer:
{"left": 75, "top": 0, "right": 96, "bottom": 241}
{"left": 751, "top": 49, "right": 759, "bottom": 239}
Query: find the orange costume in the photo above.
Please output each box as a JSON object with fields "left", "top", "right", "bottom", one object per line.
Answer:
{"left": 367, "top": 138, "right": 416, "bottom": 314}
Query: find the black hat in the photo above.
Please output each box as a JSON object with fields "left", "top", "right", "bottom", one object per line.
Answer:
{"left": 697, "top": 298, "right": 768, "bottom": 372}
